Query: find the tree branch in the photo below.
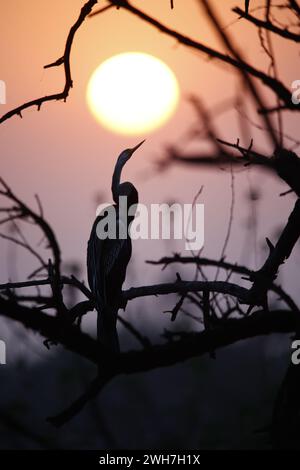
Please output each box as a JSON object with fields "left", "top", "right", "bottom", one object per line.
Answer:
{"left": 233, "top": 6, "right": 300, "bottom": 43}
{"left": 89, "top": 0, "right": 294, "bottom": 109}
{"left": 249, "top": 198, "right": 300, "bottom": 303}
{"left": 48, "top": 308, "right": 297, "bottom": 426}
{"left": 0, "top": 0, "right": 98, "bottom": 125}
{"left": 147, "top": 254, "right": 300, "bottom": 314}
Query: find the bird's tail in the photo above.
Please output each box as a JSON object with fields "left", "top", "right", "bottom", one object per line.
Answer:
{"left": 96, "top": 304, "right": 120, "bottom": 355}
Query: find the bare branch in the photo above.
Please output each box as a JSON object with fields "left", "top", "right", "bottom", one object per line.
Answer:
{"left": 200, "top": 0, "right": 278, "bottom": 147}
{"left": 233, "top": 6, "right": 300, "bottom": 43}
{"left": 0, "top": 0, "right": 98, "bottom": 125}
{"left": 249, "top": 198, "right": 300, "bottom": 304}
{"left": 89, "top": 0, "right": 294, "bottom": 110}
{"left": 147, "top": 254, "right": 300, "bottom": 314}
{"left": 47, "top": 308, "right": 297, "bottom": 426}
{"left": 0, "top": 178, "right": 65, "bottom": 314}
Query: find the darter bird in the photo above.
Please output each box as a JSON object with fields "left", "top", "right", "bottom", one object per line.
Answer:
{"left": 87, "top": 141, "right": 144, "bottom": 355}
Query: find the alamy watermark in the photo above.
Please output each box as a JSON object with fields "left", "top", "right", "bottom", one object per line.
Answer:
{"left": 291, "top": 340, "right": 300, "bottom": 365}
{"left": 0, "top": 80, "right": 6, "bottom": 104}
{"left": 291, "top": 80, "right": 300, "bottom": 105}
{"left": 96, "top": 198, "right": 204, "bottom": 251}
{"left": 0, "top": 340, "right": 6, "bottom": 365}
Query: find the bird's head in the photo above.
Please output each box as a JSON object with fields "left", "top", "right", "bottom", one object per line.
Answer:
{"left": 116, "top": 140, "right": 145, "bottom": 166}
{"left": 112, "top": 140, "right": 145, "bottom": 204}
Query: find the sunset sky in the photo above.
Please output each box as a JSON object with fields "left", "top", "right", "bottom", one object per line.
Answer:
{"left": 1, "top": 0, "right": 299, "bottom": 315}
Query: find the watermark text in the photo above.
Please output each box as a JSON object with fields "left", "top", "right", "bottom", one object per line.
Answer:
{"left": 0, "top": 340, "right": 6, "bottom": 365}
{"left": 291, "top": 80, "right": 300, "bottom": 105}
{"left": 96, "top": 199, "right": 204, "bottom": 251}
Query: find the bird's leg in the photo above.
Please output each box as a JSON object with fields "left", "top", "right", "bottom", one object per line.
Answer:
{"left": 97, "top": 305, "right": 120, "bottom": 358}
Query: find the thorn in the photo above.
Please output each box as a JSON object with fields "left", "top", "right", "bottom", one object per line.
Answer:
{"left": 245, "top": 0, "right": 250, "bottom": 15}
{"left": 266, "top": 237, "right": 274, "bottom": 252}
{"left": 44, "top": 56, "right": 64, "bottom": 69}
{"left": 246, "top": 304, "right": 254, "bottom": 316}
{"left": 280, "top": 189, "right": 293, "bottom": 197}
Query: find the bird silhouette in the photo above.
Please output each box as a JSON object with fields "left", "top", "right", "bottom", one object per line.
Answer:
{"left": 87, "top": 141, "right": 144, "bottom": 356}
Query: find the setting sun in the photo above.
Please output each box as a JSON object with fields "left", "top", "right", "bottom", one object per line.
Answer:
{"left": 86, "top": 52, "right": 180, "bottom": 135}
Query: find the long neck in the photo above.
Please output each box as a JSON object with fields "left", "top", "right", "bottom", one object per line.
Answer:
{"left": 112, "top": 158, "right": 126, "bottom": 202}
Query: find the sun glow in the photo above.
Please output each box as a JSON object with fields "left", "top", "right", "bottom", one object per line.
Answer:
{"left": 86, "top": 52, "right": 180, "bottom": 135}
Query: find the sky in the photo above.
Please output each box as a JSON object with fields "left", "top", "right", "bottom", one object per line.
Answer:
{"left": 0, "top": 0, "right": 299, "bottom": 322}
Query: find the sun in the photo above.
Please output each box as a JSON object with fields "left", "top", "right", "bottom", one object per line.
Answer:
{"left": 86, "top": 52, "right": 180, "bottom": 135}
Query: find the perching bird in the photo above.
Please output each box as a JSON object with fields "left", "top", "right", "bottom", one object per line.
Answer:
{"left": 87, "top": 141, "right": 144, "bottom": 355}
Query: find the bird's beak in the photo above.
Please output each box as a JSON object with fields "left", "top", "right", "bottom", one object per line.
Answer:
{"left": 129, "top": 140, "right": 145, "bottom": 155}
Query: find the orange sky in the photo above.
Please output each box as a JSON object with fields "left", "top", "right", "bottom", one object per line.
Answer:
{"left": 0, "top": 0, "right": 299, "bottom": 308}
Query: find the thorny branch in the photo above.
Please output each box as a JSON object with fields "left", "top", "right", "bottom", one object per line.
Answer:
{"left": 47, "top": 307, "right": 297, "bottom": 426}
{"left": 233, "top": 6, "right": 300, "bottom": 43}
{"left": 96, "top": 0, "right": 295, "bottom": 113}
{"left": 0, "top": 178, "right": 65, "bottom": 315}
{"left": 0, "top": 0, "right": 98, "bottom": 125}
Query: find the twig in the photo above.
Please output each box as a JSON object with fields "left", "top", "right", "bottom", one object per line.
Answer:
{"left": 233, "top": 6, "right": 300, "bottom": 42}
{"left": 90, "top": 0, "right": 293, "bottom": 109}
{"left": 118, "top": 314, "right": 152, "bottom": 348}
{"left": 146, "top": 254, "right": 300, "bottom": 314}
{"left": 0, "top": 0, "right": 98, "bottom": 124}
{"left": 44, "top": 308, "right": 298, "bottom": 426}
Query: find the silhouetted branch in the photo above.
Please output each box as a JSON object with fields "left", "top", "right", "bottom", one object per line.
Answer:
{"left": 188, "top": 96, "right": 227, "bottom": 154}
{"left": 249, "top": 198, "right": 300, "bottom": 305}
{"left": 90, "top": 0, "right": 294, "bottom": 110}
{"left": 0, "top": 296, "right": 99, "bottom": 362}
{"left": 245, "top": 0, "right": 250, "bottom": 15}
{"left": 0, "top": 410, "right": 55, "bottom": 449}
{"left": 0, "top": 0, "right": 97, "bottom": 125}
{"left": 289, "top": 0, "right": 300, "bottom": 16}
{"left": 147, "top": 254, "right": 300, "bottom": 314}
{"left": 233, "top": 6, "right": 300, "bottom": 43}
{"left": 123, "top": 280, "right": 252, "bottom": 304}
{"left": 0, "top": 178, "right": 65, "bottom": 314}
{"left": 47, "top": 308, "right": 297, "bottom": 426}
{"left": 200, "top": 0, "right": 278, "bottom": 147}
{"left": 216, "top": 140, "right": 300, "bottom": 196}
{"left": 0, "top": 276, "right": 252, "bottom": 306}
{"left": 117, "top": 314, "right": 152, "bottom": 348}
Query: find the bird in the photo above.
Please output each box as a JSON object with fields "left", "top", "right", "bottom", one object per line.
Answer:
{"left": 87, "top": 140, "right": 144, "bottom": 356}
